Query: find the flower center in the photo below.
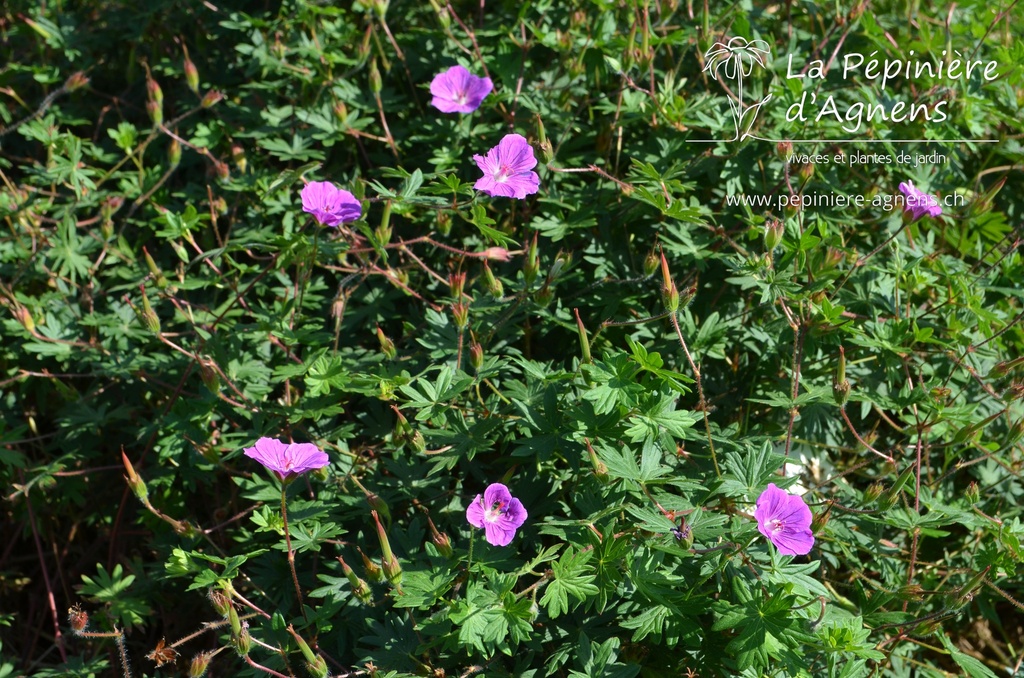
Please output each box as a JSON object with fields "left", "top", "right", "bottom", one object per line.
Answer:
{"left": 493, "top": 163, "right": 513, "bottom": 183}
{"left": 769, "top": 518, "right": 785, "bottom": 534}
{"left": 484, "top": 499, "right": 506, "bottom": 523}
{"left": 455, "top": 90, "right": 468, "bottom": 106}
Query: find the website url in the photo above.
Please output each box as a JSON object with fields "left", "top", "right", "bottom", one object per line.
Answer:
{"left": 725, "top": 192, "right": 965, "bottom": 211}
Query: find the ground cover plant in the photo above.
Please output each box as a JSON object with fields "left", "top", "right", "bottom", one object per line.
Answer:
{"left": 2, "top": 0, "right": 1023, "bottom": 676}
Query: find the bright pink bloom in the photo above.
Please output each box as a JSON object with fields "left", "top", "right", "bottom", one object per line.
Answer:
{"left": 300, "top": 181, "right": 361, "bottom": 226}
{"left": 429, "top": 65, "right": 493, "bottom": 114}
{"left": 466, "top": 483, "right": 527, "bottom": 546}
{"left": 243, "top": 437, "right": 329, "bottom": 480}
{"left": 754, "top": 483, "right": 814, "bottom": 556}
{"left": 897, "top": 181, "right": 942, "bottom": 221}
{"left": 472, "top": 134, "right": 540, "bottom": 199}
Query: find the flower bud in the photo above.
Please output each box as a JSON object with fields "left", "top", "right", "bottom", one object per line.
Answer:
{"left": 371, "top": 0, "right": 388, "bottom": 19}
{"left": 287, "top": 625, "right": 318, "bottom": 665}
{"left": 426, "top": 517, "right": 454, "bottom": 558}
{"left": 482, "top": 261, "right": 504, "bottom": 298}
{"left": 13, "top": 304, "right": 35, "bottom": 333}
{"left": 763, "top": 218, "right": 784, "bottom": 252}
{"left": 227, "top": 603, "right": 241, "bottom": 636}
{"left": 796, "top": 161, "right": 814, "bottom": 181}
{"left": 1004, "top": 383, "right": 1024, "bottom": 402}
{"left": 449, "top": 271, "right": 466, "bottom": 299}
{"left": 643, "top": 251, "right": 659, "bottom": 277}
{"left": 358, "top": 546, "right": 384, "bottom": 582}
{"left": 167, "top": 137, "right": 181, "bottom": 167}
{"left": 376, "top": 326, "right": 396, "bottom": 360}
{"left": 338, "top": 556, "right": 373, "bottom": 603}
{"left": 143, "top": 246, "right": 168, "bottom": 289}
{"left": 523, "top": 234, "right": 539, "bottom": 286}
{"left": 574, "top": 308, "right": 592, "bottom": 364}
{"left": 436, "top": 210, "right": 452, "bottom": 235}
{"left": 372, "top": 510, "right": 402, "bottom": 585}
{"left": 68, "top": 605, "right": 89, "bottom": 633}
{"left": 481, "top": 247, "right": 512, "bottom": 262}
{"left": 200, "top": 90, "right": 224, "bottom": 108}
{"left": 136, "top": 287, "right": 161, "bottom": 334}
{"left": 121, "top": 450, "right": 149, "bottom": 504}
{"left": 306, "top": 657, "right": 329, "bottom": 678}
{"left": 863, "top": 483, "right": 884, "bottom": 503}
{"left": 333, "top": 100, "right": 349, "bottom": 123}
{"left": 189, "top": 651, "right": 213, "bottom": 678}
{"left": 451, "top": 301, "right": 469, "bottom": 330}
{"left": 427, "top": 0, "right": 450, "bottom": 28}
{"left": 469, "top": 341, "right": 484, "bottom": 371}
{"left": 183, "top": 53, "right": 200, "bottom": 95}
{"left": 897, "top": 584, "right": 925, "bottom": 602}
{"left": 369, "top": 59, "right": 383, "bottom": 95}
{"left": 408, "top": 430, "right": 426, "bottom": 453}
{"left": 146, "top": 76, "right": 163, "bottom": 106}
{"left": 213, "top": 160, "right": 230, "bottom": 184}
{"left": 208, "top": 588, "right": 231, "bottom": 617}
{"left": 101, "top": 195, "right": 124, "bottom": 220}
{"left": 586, "top": 440, "right": 609, "bottom": 482}
{"left": 534, "top": 286, "right": 554, "bottom": 307}
{"left": 964, "top": 481, "right": 980, "bottom": 505}
{"left": 776, "top": 140, "right": 793, "bottom": 159}
{"left": 231, "top": 144, "right": 246, "bottom": 174}
{"left": 233, "top": 623, "right": 251, "bottom": 656}
{"left": 64, "top": 71, "right": 90, "bottom": 92}
{"left": 198, "top": 356, "right": 220, "bottom": 393}
{"left": 146, "top": 98, "right": 163, "bottom": 127}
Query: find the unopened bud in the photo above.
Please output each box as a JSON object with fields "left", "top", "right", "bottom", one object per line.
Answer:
{"left": 427, "top": 0, "right": 451, "bottom": 28}
{"left": 306, "top": 657, "right": 329, "bottom": 678}
{"left": 147, "top": 76, "right": 163, "bottom": 106}
{"left": 358, "top": 546, "right": 384, "bottom": 582}
{"left": 1004, "top": 383, "right": 1024, "bottom": 402}
{"left": 208, "top": 589, "right": 231, "bottom": 617}
{"left": 64, "top": 71, "right": 89, "bottom": 92}
{"left": 436, "top": 210, "right": 452, "bottom": 235}
{"left": 965, "top": 481, "right": 980, "bottom": 505}
{"left": 146, "top": 98, "right": 163, "bottom": 127}
{"left": 482, "top": 261, "right": 504, "bottom": 298}
{"left": 101, "top": 195, "right": 124, "bottom": 220}
{"left": 449, "top": 271, "right": 466, "bottom": 299}
{"left": 643, "top": 251, "right": 659, "bottom": 277}
{"left": 233, "top": 623, "right": 251, "bottom": 656}
{"left": 426, "top": 517, "right": 454, "bottom": 558}
{"left": 469, "top": 341, "right": 484, "bottom": 371}
{"left": 333, "top": 100, "right": 349, "bottom": 123}
{"left": 524, "top": 234, "right": 539, "bottom": 286}
{"left": 287, "top": 625, "right": 318, "bottom": 665}
{"left": 776, "top": 140, "right": 793, "bottom": 159}
{"left": 451, "top": 301, "right": 469, "bottom": 330}
{"left": 200, "top": 90, "right": 224, "bottom": 108}
{"left": 227, "top": 599, "right": 241, "bottom": 636}
{"left": 586, "top": 440, "right": 609, "bottom": 482}
{"left": 371, "top": 0, "right": 388, "bottom": 19}
{"left": 369, "top": 60, "right": 383, "bottom": 94}
{"left": 863, "top": 483, "right": 884, "bottom": 503}
{"left": 231, "top": 144, "right": 246, "bottom": 174}
{"left": 13, "top": 304, "right": 35, "bottom": 333}
{"left": 796, "top": 161, "right": 814, "bottom": 181}
{"left": 338, "top": 556, "right": 373, "bottom": 603}
{"left": 143, "top": 246, "right": 168, "bottom": 289}
{"left": 167, "top": 137, "right": 181, "bottom": 167}
{"left": 189, "top": 651, "right": 213, "bottom": 678}
{"left": 198, "top": 356, "right": 220, "bottom": 393}
{"left": 534, "top": 286, "right": 554, "bottom": 307}
{"left": 381, "top": 553, "right": 402, "bottom": 586}
{"left": 213, "top": 160, "right": 230, "bottom": 184}
{"left": 408, "top": 430, "right": 426, "bottom": 453}
{"left": 376, "top": 326, "right": 396, "bottom": 359}
{"left": 121, "top": 450, "right": 149, "bottom": 504}
{"left": 68, "top": 605, "right": 89, "bottom": 633}
{"left": 183, "top": 54, "right": 200, "bottom": 95}
{"left": 763, "top": 218, "right": 784, "bottom": 251}
{"left": 897, "top": 584, "right": 925, "bottom": 602}
{"left": 481, "top": 247, "right": 512, "bottom": 262}
{"left": 137, "top": 288, "right": 161, "bottom": 334}
{"left": 574, "top": 308, "right": 592, "bottom": 364}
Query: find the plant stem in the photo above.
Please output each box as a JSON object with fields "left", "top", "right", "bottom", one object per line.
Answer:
{"left": 280, "top": 484, "right": 308, "bottom": 622}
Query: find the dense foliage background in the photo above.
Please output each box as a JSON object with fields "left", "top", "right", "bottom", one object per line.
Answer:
{"left": 2, "top": 0, "right": 1023, "bottom": 676}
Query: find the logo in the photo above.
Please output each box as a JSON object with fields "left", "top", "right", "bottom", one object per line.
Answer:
{"left": 701, "top": 37, "right": 773, "bottom": 142}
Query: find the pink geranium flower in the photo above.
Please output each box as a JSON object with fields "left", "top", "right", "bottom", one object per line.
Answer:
{"left": 472, "top": 134, "right": 540, "bottom": 199}
{"left": 429, "top": 65, "right": 493, "bottom": 114}
{"left": 243, "top": 437, "right": 329, "bottom": 480}
{"left": 300, "top": 181, "right": 362, "bottom": 226}
{"left": 897, "top": 181, "right": 942, "bottom": 221}
{"left": 754, "top": 483, "right": 814, "bottom": 556}
{"left": 466, "top": 483, "right": 527, "bottom": 546}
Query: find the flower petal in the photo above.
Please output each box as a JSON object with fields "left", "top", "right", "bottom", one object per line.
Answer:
{"left": 466, "top": 494, "right": 486, "bottom": 528}
{"left": 484, "top": 521, "right": 516, "bottom": 546}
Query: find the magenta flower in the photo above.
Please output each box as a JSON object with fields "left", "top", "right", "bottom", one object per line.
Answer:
{"left": 429, "top": 65, "right": 493, "bottom": 114}
{"left": 243, "top": 437, "right": 329, "bottom": 480}
{"left": 754, "top": 483, "right": 814, "bottom": 556}
{"left": 466, "top": 483, "right": 528, "bottom": 546}
{"left": 897, "top": 181, "right": 942, "bottom": 221}
{"left": 473, "top": 134, "right": 540, "bottom": 199}
{"left": 300, "top": 181, "right": 362, "bottom": 226}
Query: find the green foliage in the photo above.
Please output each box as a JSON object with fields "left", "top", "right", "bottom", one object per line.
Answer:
{"left": 1, "top": 0, "right": 1022, "bottom": 676}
